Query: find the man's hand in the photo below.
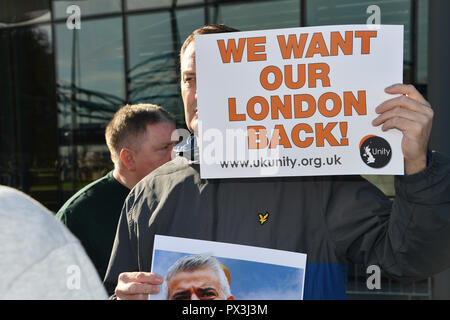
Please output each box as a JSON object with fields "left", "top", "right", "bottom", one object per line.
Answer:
{"left": 372, "top": 84, "right": 434, "bottom": 175}
{"left": 115, "top": 272, "right": 163, "bottom": 300}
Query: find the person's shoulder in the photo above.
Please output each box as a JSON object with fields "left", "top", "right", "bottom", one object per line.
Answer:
{"left": 130, "top": 157, "right": 199, "bottom": 201}
{"left": 141, "top": 157, "right": 199, "bottom": 186}
{"left": 154, "top": 156, "right": 197, "bottom": 177}
{"left": 74, "top": 171, "right": 117, "bottom": 196}
{"left": 0, "top": 186, "right": 55, "bottom": 222}
{"left": 57, "top": 172, "right": 116, "bottom": 215}
{"left": 0, "top": 186, "right": 106, "bottom": 300}
{"left": 0, "top": 185, "right": 27, "bottom": 205}
{"left": 0, "top": 185, "right": 79, "bottom": 257}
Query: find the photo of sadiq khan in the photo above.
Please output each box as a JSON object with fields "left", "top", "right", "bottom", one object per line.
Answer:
{"left": 160, "top": 255, "right": 234, "bottom": 300}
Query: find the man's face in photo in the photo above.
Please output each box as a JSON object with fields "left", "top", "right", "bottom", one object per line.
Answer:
{"left": 167, "top": 266, "right": 232, "bottom": 300}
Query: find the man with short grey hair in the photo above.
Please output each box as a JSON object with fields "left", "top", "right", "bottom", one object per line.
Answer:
{"left": 161, "top": 255, "right": 234, "bottom": 300}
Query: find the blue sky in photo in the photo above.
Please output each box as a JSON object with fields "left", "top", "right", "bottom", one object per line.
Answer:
{"left": 152, "top": 249, "right": 303, "bottom": 300}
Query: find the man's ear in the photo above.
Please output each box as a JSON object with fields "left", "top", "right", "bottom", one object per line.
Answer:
{"left": 119, "top": 148, "right": 136, "bottom": 171}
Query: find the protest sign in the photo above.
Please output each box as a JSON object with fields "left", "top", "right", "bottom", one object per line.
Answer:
{"left": 150, "top": 235, "right": 307, "bottom": 300}
{"left": 195, "top": 25, "right": 404, "bottom": 178}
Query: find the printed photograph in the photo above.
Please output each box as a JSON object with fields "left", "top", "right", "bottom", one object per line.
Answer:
{"left": 150, "top": 235, "right": 306, "bottom": 300}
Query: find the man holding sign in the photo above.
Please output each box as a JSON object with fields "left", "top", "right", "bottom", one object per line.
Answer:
{"left": 105, "top": 25, "right": 450, "bottom": 300}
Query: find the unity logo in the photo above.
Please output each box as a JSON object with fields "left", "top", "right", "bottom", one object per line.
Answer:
{"left": 359, "top": 135, "right": 392, "bottom": 168}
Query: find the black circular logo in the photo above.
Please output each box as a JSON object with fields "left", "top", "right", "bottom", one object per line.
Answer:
{"left": 359, "top": 135, "right": 392, "bottom": 168}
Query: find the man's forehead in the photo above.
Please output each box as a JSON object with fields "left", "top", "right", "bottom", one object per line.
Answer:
{"left": 181, "top": 42, "right": 196, "bottom": 70}
{"left": 170, "top": 267, "right": 218, "bottom": 283}
{"left": 144, "top": 122, "right": 175, "bottom": 138}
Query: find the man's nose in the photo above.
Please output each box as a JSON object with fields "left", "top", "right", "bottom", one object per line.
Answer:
{"left": 191, "top": 293, "right": 200, "bottom": 300}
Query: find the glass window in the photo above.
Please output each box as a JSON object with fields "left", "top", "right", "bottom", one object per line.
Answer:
{"left": 0, "top": 29, "right": 16, "bottom": 187}
{"left": 416, "top": 0, "right": 428, "bottom": 84}
{"left": 176, "top": 8, "right": 205, "bottom": 51}
{"left": 127, "top": 8, "right": 205, "bottom": 127}
{"left": 127, "top": 12, "right": 184, "bottom": 125}
{"left": 306, "top": 0, "right": 412, "bottom": 80}
{"left": 52, "top": 0, "right": 121, "bottom": 19}
{"left": 54, "top": 17, "right": 125, "bottom": 196}
{"left": 55, "top": 18, "right": 125, "bottom": 101}
{"left": 0, "top": 24, "right": 59, "bottom": 210}
{"left": 126, "top": 0, "right": 202, "bottom": 11}
{"left": 0, "top": 0, "right": 50, "bottom": 25}
{"left": 210, "top": 0, "right": 300, "bottom": 31}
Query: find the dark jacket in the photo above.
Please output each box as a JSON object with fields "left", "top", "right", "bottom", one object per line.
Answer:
{"left": 104, "top": 151, "right": 450, "bottom": 299}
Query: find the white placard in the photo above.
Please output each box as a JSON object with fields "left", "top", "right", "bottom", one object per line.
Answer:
{"left": 195, "top": 25, "right": 404, "bottom": 178}
{"left": 151, "top": 235, "right": 307, "bottom": 300}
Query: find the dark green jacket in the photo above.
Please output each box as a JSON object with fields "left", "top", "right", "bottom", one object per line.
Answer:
{"left": 57, "top": 171, "right": 130, "bottom": 280}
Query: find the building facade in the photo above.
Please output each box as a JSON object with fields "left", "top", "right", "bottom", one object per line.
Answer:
{"left": 1, "top": 0, "right": 448, "bottom": 299}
